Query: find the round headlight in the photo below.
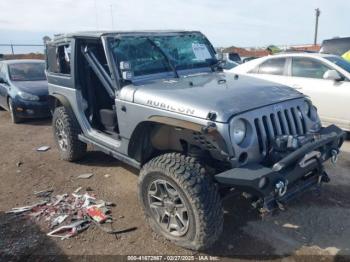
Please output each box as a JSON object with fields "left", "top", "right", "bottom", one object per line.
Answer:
{"left": 302, "top": 100, "right": 311, "bottom": 115}
{"left": 232, "top": 119, "right": 247, "bottom": 145}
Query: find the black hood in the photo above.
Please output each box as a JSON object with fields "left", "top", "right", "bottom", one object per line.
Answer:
{"left": 12, "top": 80, "right": 48, "bottom": 96}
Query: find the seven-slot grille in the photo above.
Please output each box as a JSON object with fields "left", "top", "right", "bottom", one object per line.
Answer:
{"left": 254, "top": 106, "right": 307, "bottom": 155}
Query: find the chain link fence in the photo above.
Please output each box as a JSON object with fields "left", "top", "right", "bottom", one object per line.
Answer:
{"left": 0, "top": 44, "right": 44, "bottom": 55}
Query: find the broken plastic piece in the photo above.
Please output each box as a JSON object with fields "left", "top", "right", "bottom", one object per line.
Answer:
{"left": 86, "top": 206, "right": 108, "bottom": 223}
{"left": 6, "top": 200, "right": 47, "bottom": 214}
{"left": 82, "top": 193, "right": 96, "bottom": 208}
{"left": 53, "top": 194, "right": 68, "bottom": 206}
{"left": 34, "top": 189, "right": 54, "bottom": 198}
{"left": 51, "top": 214, "right": 68, "bottom": 228}
{"left": 77, "top": 173, "right": 94, "bottom": 179}
{"left": 74, "top": 187, "right": 82, "bottom": 193}
{"left": 47, "top": 220, "right": 90, "bottom": 240}
{"left": 37, "top": 146, "right": 51, "bottom": 152}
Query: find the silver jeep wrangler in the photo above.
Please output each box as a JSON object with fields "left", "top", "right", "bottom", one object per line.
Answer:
{"left": 46, "top": 31, "right": 345, "bottom": 250}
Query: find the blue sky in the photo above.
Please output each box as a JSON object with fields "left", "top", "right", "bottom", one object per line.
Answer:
{"left": 0, "top": 0, "right": 349, "bottom": 54}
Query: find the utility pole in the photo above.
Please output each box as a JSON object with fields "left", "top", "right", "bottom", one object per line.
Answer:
{"left": 314, "top": 8, "right": 321, "bottom": 45}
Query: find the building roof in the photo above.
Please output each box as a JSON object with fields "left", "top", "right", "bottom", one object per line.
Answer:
{"left": 222, "top": 46, "right": 269, "bottom": 58}
{"left": 288, "top": 44, "right": 321, "bottom": 52}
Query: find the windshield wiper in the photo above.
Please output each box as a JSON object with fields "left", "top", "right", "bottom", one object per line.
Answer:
{"left": 146, "top": 38, "right": 179, "bottom": 78}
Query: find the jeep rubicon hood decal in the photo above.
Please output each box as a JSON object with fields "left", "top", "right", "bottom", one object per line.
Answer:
{"left": 131, "top": 73, "right": 304, "bottom": 122}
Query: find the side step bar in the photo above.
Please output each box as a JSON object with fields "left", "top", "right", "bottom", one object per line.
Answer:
{"left": 78, "top": 134, "right": 141, "bottom": 169}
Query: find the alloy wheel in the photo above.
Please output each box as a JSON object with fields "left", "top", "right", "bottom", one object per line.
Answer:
{"left": 148, "top": 179, "right": 190, "bottom": 237}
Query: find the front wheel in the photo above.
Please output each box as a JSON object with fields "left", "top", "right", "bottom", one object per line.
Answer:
{"left": 138, "top": 153, "right": 223, "bottom": 250}
{"left": 8, "top": 98, "right": 21, "bottom": 124}
{"left": 52, "top": 106, "right": 87, "bottom": 161}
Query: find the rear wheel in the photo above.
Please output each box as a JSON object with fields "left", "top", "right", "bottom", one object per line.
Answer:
{"left": 8, "top": 98, "right": 21, "bottom": 124}
{"left": 52, "top": 106, "right": 87, "bottom": 161}
{"left": 138, "top": 153, "right": 223, "bottom": 250}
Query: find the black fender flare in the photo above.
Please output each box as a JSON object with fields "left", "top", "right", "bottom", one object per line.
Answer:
{"left": 48, "top": 93, "right": 72, "bottom": 112}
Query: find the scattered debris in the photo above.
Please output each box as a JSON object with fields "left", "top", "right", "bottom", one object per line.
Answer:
{"left": 104, "top": 174, "right": 111, "bottom": 178}
{"left": 51, "top": 215, "right": 68, "bottom": 228}
{"left": 77, "top": 173, "right": 94, "bottom": 179}
{"left": 47, "top": 220, "right": 90, "bottom": 240}
{"left": 34, "top": 189, "right": 54, "bottom": 198}
{"left": 86, "top": 206, "right": 108, "bottom": 223}
{"left": 74, "top": 187, "right": 82, "bottom": 193}
{"left": 86, "top": 186, "right": 93, "bottom": 192}
{"left": 36, "top": 146, "right": 51, "bottom": 152}
{"left": 282, "top": 223, "right": 300, "bottom": 229}
{"left": 6, "top": 200, "right": 47, "bottom": 214}
{"left": 53, "top": 194, "right": 68, "bottom": 206}
{"left": 6, "top": 188, "right": 136, "bottom": 240}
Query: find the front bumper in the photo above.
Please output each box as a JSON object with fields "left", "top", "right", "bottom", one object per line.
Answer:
{"left": 215, "top": 125, "right": 345, "bottom": 211}
{"left": 12, "top": 97, "right": 51, "bottom": 119}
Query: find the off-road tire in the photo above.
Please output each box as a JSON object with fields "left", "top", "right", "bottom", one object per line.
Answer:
{"left": 52, "top": 106, "right": 87, "bottom": 161}
{"left": 138, "top": 153, "right": 223, "bottom": 250}
{"left": 8, "top": 98, "right": 21, "bottom": 124}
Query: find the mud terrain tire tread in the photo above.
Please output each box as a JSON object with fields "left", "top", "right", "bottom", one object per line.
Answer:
{"left": 139, "top": 153, "right": 223, "bottom": 250}
{"left": 52, "top": 106, "right": 87, "bottom": 161}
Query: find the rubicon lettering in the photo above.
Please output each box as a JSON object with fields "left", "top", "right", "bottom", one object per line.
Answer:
{"left": 147, "top": 99, "right": 195, "bottom": 115}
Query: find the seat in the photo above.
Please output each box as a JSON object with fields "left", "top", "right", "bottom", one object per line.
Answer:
{"left": 99, "top": 109, "right": 117, "bottom": 132}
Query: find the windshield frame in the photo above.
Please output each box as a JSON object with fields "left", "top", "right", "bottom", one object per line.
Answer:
{"left": 107, "top": 32, "right": 218, "bottom": 84}
{"left": 8, "top": 62, "right": 46, "bottom": 82}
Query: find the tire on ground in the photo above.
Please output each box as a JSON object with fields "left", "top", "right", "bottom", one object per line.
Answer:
{"left": 52, "top": 106, "right": 87, "bottom": 161}
{"left": 8, "top": 98, "right": 21, "bottom": 124}
{"left": 138, "top": 153, "right": 223, "bottom": 250}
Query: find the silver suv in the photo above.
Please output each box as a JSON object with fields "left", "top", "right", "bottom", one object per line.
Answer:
{"left": 46, "top": 31, "right": 345, "bottom": 250}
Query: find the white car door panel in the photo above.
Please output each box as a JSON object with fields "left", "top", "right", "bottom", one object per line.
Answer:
{"left": 288, "top": 77, "right": 349, "bottom": 129}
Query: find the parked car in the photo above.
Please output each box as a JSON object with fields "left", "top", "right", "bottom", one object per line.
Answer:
{"left": 221, "top": 60, "right": 239, "bottom": 70}
{"left": 230, "top": 53, "right": 350, "bottom": 131}
{"left": 320, "top": 37, "right": 350, "bottom": 62}
{"left": 242, "top": 56, "right": 257, "bottom": 63}
{"left": 47, "top": 31, "right": 344, "bottom": 250}
{"left": 0, "top": 59, "right": 50, "bottom": 123}
{"left": 222, "top": 52, "right": 242, "bottom": 64}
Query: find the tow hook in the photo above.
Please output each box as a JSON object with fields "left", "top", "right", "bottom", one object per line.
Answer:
{"left": 331, "top": 149, "right": 339, "bottom": 165}
{"left": 275, "top": 180, "right": 288, "bottom": 197}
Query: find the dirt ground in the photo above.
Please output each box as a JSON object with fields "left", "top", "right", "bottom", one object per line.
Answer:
{"left": 0, "top": 111, "right": 350, "bottom": 261}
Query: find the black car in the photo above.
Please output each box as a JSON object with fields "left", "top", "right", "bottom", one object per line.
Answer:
{"left": 0, "top": 59, "right": 50, "bottom": 123}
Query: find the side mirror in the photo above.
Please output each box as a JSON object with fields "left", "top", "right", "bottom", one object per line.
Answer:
{"left": 119, "top": 61, "right": 133, "bottom": 80}
{"left": 323, "top": 69, "right": 343, "bottom": 81}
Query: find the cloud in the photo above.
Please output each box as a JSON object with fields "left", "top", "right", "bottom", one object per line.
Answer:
{"left": 0, "top": 0, "right": 349, "bottom": 47}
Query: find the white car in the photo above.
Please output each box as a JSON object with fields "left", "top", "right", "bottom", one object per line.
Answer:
{"left": 230, "top": 53, "right": 350, "bottom": 131}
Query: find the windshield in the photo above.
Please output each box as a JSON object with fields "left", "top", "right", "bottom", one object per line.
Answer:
{"left": 325, "top": 56, "right": 350, "bottom": 73}
{"left": 109, "top": 33, "right": 216, "bottom": 78}
{"left": 9, "top": 62, "right": 46, "bottom": 81}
